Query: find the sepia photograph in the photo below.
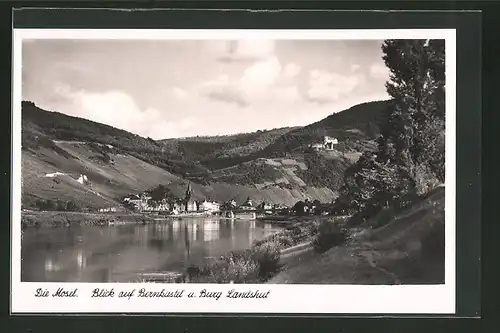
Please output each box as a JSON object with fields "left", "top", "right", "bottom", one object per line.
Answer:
{"left": 19, "top": 35, "right": 447, "bottom": 285}
{"left": 11, "top": 26, "right": 458, "bottom": 314}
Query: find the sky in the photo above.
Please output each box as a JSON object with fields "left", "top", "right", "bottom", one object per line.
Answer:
{"left": 22, "top": 39, "right": 390, "bottom": 139}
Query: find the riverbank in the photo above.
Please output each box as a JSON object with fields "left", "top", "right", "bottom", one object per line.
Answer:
{"left": 183, "top": 217, "right": 340, "bottom": 283}
{"left": 268, "top": 186, "right": 446, "bottom": 284}
{"left": 20, "top": 210, "right": 323, "bottom": 228}
{"left": 21, "top": 210, "right": 156, "bottom": 228}
{"left": 184, "top": 186, "right": 445, "bottom": 285}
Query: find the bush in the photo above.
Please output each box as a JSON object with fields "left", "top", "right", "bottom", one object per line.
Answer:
{"left": 32, "top": 199, "right": 80, "bottom": 212}
{"left": 194, "top": 250, "right": 260, "bottom": 283}
{"left": 188, "top": 239, "right": 283, "bottom": 283}
{"left": 253, "top": 241, "right": 281, "bottom": 279}
{"left": 312, "top": 221, "right": 348, "bottom": 253}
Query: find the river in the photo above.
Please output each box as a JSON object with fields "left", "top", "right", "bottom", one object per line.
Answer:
{"left": 21, "top": 217, "right": 283, "bottom": 282}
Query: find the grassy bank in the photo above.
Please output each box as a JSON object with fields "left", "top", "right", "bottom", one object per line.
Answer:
{"left": 268, "top": 186, "right": 445, "bottom": 284}
{"left": 21, "top": 210, "right": 155, "bottom": 228}
{"left": 184, "top": 217, "right": 348, "bottom": 283}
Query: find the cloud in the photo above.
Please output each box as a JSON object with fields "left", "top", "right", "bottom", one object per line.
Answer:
{"left": 172, "top": 87, "right": 188, "bottom": 99}
{"left": 274, "top": 86, "right": 301, "bottom": 103}
{"left": 215, "top": 40, "right": 276, "bottom": 63}
{"left": 350, "top": 64, "right": 361, "bottom": 72}
{"left": 369, "top": 63, "right": 390, "bottom": 80}
{"left": 283, "top": 63, "right": 301, "bottom": 78}
{"left": 200, "top": 56, "right": 283, "bottom": 107}
{"left": 204, "top": 86, "right": 248, "bottom": 107}
{"left": 306, "top": 69, "right": 366, "bottom": 104}
{"left": 239, "top": 56, "right": 282, "bottom": 94}
{"left": 36, "top": 87, "right": 197, "bottom": 139}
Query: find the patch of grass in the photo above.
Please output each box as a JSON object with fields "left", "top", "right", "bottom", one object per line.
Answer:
{"left": 187, "top": 244, "right": 279, "bottom": 283}
{"left": 420, "top": 218, "right": 445, "bottom": 261}
{"left": 186, "top": 218, "right": 339, "bottom": 283}
{"left": 371, "top": 207, "right": 397, "bottom": 229}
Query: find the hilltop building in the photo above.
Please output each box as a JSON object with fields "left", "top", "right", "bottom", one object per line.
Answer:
{"left": 310, "top": 136, "right": 339, "bottom": 151}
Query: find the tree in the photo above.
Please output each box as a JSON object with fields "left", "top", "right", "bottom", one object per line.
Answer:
{"left": 148, "top": 184, "right": 178, "bottom": 204}
{"left": 292, "top": 201, "right": 306, "bottom": 216}
{"left": 379, "top": 39, "right": 445, "bottom": 188}
{"left": 333, "top": 39, "right": 445, "bottom": 225}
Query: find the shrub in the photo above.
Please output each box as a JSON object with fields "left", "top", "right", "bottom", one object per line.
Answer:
{"left": 253, "top": 241, "right": 281, "bottom": 280}
{"left": 195, "top": 250, "right": 260, "bottom": 283}
{"left": 312, "top": 221, "right": 348, "bottom": 253}
{"left": 188, "top": 239, "right": 283, "bottom": 283}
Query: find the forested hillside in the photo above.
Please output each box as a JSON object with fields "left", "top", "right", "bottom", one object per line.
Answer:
{"left": 21, "top": 94, "right": 395, "bottom": 212}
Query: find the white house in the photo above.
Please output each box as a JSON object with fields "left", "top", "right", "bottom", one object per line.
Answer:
{"left": 310, "top": 136, "right": 339, "bottom": 151}
{"left": 99, "top": 207, "right": 118, "bottom": 213}
{"left": 199, "top": 200, "right": 220, "bottom": 213}
{"left": 77, "top": 174, "right": 89, "bottom": 184}
{"left": 123, "top": 193, "right": 152, "bottom": 212}
{"left": 323, "top": 136, "right": 339, "bottom": 150}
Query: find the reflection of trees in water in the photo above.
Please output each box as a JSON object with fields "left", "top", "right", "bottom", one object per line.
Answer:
{"left": 148, "top": 238, "right": 168, "bottom": 251}
{"left": 26, "top": 217, "right": 283, "bottom": 282}
{"left": 117, "top": 225, "right": 135, "bottom": 236}
{"left": 98, "top": 267, "right": 111, "bottom": 282}
{"left": 153, "top": 223, "right": 171, "bottom": 240}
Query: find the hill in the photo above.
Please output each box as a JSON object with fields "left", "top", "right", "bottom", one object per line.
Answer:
{"left": 255, "top": 100, "right": 392, "bottom": 158}
{"left": 20, "top": 100, "right": 391, "bottom": 211}
{"left": 268, "top": 185, "right": 445, "bottom": 284}
{"left": 22, "top": 101, "right": 210, "bottom": 182}
{"left": 157, "top": 100, "right": 391, "bottom": 171}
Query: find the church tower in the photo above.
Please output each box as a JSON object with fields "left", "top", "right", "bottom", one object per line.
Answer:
{"left": 184, "top": 183, "right": 192, "bottom": 211}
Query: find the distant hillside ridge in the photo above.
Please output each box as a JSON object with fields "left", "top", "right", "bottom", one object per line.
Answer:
{"left": 20, "top": 99, "right": 392, "bottom": 211}
{"left": 157, "top": 99, "right": 393, "bottom": 170}
{"left": 254, "top": 100, "right": 393, "bottom": 159}
{"left": 159, "top": 127, "right": 299, "bottom": 169}
{"left": 21, "top": 101, "right": 211, "bottom": 181}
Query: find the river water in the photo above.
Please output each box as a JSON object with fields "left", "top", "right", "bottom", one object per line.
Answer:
{"left": 21, "top": 218, "right": 282, "bottom": 282}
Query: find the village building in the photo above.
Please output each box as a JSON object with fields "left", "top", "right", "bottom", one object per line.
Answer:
{"left": 145, "top": 199, "right": 171, "bottom": 212}
{"left": 257, "top": 201, "right": 273, "bottom": 214}
{"left": 199, "top": 200, "right": 220, "bottom": 213}
{"left": 183, "top": 183, "right": 198, "bottom": 212}
{"left": 77, "top": 174, "right": 89, "bottom": 184}
{"left": 241, "top": 197, "right": 256, "bottom": 210}
{"left": 221, "top": 199, "right": 237, "bottom": 210}
{"left": 123, "top": 193, "right": 152, "bottom": 212}
{"left": 98, "top": 207, "right": 118, "bottom": 213}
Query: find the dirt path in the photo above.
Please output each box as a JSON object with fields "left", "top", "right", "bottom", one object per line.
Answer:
{"left": 354, "top": 249, "right": 401, "bottom": 285}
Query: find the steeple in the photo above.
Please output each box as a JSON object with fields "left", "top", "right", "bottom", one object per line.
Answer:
{"left": 185, "top": 183, "right": 192, "bottom": 201}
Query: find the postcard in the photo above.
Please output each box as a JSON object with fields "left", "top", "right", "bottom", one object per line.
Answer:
{"left": 12, "top": 27, "right": 456, "bottom": 314}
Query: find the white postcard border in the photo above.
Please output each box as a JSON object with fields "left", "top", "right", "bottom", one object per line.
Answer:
{"left": 11, "top": 28, "right": 456, "bottom": 314}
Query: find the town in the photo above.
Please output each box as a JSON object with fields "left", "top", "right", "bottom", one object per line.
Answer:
{"left": 110, "top": 183, "right": 335, "bottom": 219}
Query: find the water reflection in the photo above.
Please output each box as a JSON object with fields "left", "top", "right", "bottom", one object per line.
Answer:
{"left": 21, "top": 218, "right": 282, "bottom": 282}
